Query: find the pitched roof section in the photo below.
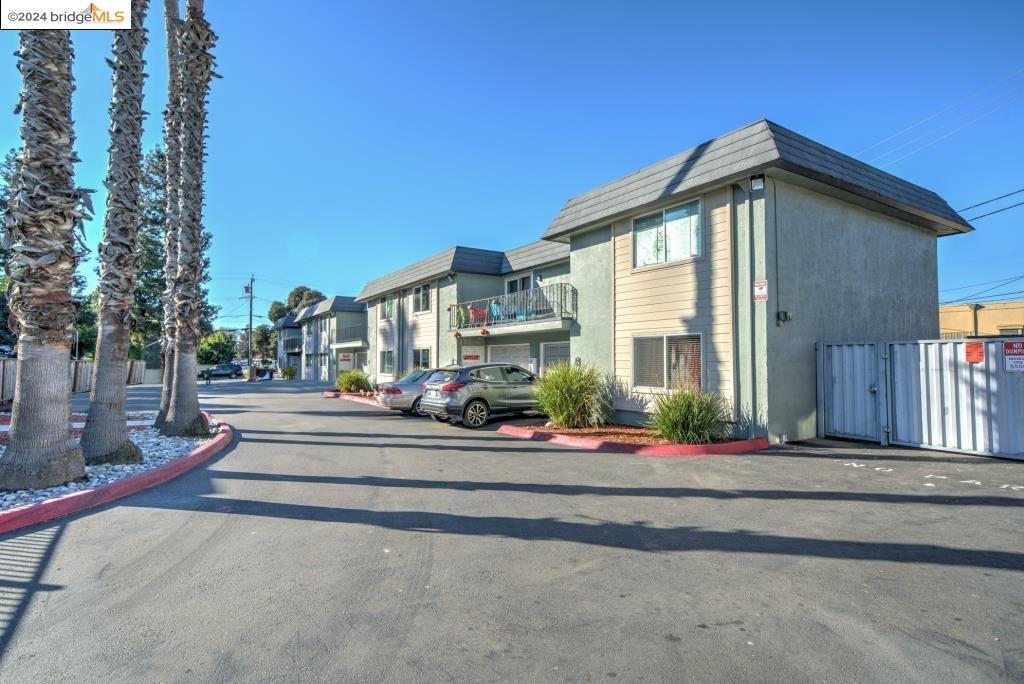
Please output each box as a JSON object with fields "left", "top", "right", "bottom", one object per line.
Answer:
{"left": 543, "top": 119, "right": 972, "bottom": 240}
{"left": 501, "top": 240, "right": 569, "bottom": 274}
{"left": 355, "top": 246, "right": 505, "bottom": 302}
{"left": 293, "top": 296, "right": 365, "bottom": 323}
{"left": 273, "top": 311, "right": 298, "bottom": 329}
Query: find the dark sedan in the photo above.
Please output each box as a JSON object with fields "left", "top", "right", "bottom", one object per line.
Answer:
{"left": 198, "top": 363, "right": 243, "bottom": 379}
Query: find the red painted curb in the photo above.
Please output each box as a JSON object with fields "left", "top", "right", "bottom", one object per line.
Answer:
{"left": 322, "top": 390, "right": 340, "bottom": 398}
{"left": 0, "top": 413, "right": 233, "bottom": 536}
{"left": 496, "top": 424, "right": 770, "bottom": 457}
{"left": 336, "top": 393, "right": 383, "bottom": 408}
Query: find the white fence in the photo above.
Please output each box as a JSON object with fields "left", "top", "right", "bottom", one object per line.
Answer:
{"left": 0, "top": 359, "right": 147, "bottom": 403}
{"left": 817, "top": 339, "right": 1024, "bottom": 460}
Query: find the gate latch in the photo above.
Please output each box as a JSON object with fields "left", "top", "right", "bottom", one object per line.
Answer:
{"left": 868, "top": 384, "right": 878, "bottom": 393}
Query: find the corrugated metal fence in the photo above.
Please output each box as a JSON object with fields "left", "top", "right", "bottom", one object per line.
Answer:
{"left": 817, "top": 339, "right": 1023, "bottom": 460}
{"left": 0, "top": 359, "right": 146, "bottom": 402}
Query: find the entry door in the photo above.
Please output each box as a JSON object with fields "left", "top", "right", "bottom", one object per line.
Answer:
{"left": 488, "top": 343, "right": 532, "bottom": 371}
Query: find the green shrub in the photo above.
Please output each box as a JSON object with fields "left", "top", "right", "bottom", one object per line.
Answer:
{"left": 280, "top": 366, "right": 297, "bottom": 380}
{"left": 649, "top": 387, "right": 729, "bottom": 444}
{"left": 534, "top": 362, "right": 613, "bottom": 428}
{"left": 336, "top": 369, "right": 372, "bottom": 393}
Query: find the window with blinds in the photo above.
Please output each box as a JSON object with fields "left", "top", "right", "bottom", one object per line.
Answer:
{"left": 632, "top": 335, "right": 702, "bottom": 389}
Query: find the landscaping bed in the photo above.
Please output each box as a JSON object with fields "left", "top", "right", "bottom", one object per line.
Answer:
{"left": 497, "top": 423, "right": 769, "bottom": 457}
{"left": 0, "top": 420, "right": 220, "bottom": 512}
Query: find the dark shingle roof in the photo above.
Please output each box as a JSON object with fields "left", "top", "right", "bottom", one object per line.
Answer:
{"left": 273, "top": 311, "right": 299, "bottom": 329}
{"left": 293, "top": 296, "right": 365, "bottom": 323}
{"left": 501, "top": 240, "right": 569, "bottom": 274}
{"left": 543, "top": 119, "right": 972, "bottom": 240}
{"left": 355, "top": 246, "right": 505, "bottom": 302}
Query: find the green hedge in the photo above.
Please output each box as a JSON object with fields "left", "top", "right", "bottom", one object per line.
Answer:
{"left": 534, "top": 362, "right": 613, "bottom": 428}
{"left": 649, "top": 387, "right": 728, "bottom": 444}
{"left": 336, "top": 369, "right": 372, "bottom": 393}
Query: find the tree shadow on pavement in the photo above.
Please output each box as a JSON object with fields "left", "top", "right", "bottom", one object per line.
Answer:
{"left": 123, "top": 493, "right": 1024, "bottom": 572}
{"left": 204, "top": 470, "right": 1024, "bottom": 508}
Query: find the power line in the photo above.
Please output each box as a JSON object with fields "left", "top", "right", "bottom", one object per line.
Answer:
{"left": 940, "top": 274, "right": 1024, "bottom": 292}
{"left": 940, "top": 274, "right": 1024, "bottom": 304}
{"left": 966, "top": 200, "right": 1024, "bottom": 222}
{"left": 878, "top": 91, "right": 1024, "bottom": 168}
{"left": 869, "top": 86, "right": 1024, "bottom": 163}
{"left": 855, "top": 66, "right": 1024, "bottom": 156}
{"left": 958, "top": 187, "right": 1024, "bottom": 212}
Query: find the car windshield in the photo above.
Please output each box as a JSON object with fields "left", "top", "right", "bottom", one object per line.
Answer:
{"left": 398, "top": 370, "right": 429, "bottom": 384}
{"left": 426, "top": 370, "right": 458, "bottom": 384}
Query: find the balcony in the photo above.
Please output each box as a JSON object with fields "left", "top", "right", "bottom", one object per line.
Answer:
{"left": 331, "top": 324, "right": 368, "bottom": 350}
{"left": 449, "top": 283, "right": 577, "bottom": 334}
{"left": 283, "top": 338, "right": 302, "bottom": 353}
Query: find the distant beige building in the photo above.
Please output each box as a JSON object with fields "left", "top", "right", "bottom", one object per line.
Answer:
{"left": 939, "top": 300, "right": 1024, "bottom": 338}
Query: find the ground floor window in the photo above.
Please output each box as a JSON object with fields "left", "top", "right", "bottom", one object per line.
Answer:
{"left": 632, "top": 334, "right": 701, "bottom": 390}
{"left": 541, "top": 342, "right": 570, "bottom": 373}
{"left": 412, "top": 347, "right": 430, "bottom": 368}
{"left": 380, "top": 349, "right": 394, "bottom": 375}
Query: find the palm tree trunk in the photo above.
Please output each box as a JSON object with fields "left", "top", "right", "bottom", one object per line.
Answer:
{"left": 0, "top": 31, "right": 89, "bottom": 489}
{"left": 163, "top": 0, "right": 215, "bottom": 436}
{"left": 154, "top": 0, "right": 182, "bottom": 430}
{"left": 81, "top": 0, "right": 150, "bottom": 465}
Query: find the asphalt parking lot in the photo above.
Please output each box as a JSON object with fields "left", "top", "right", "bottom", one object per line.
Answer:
{"left": 2, "top": 380, "right": 1022, "bottom": 682}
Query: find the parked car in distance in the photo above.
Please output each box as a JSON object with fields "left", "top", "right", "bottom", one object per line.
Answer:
{"left": 198, "top": 363, "right": 244, "bottom": 379}
{"left": 419, "top": 363, "right": 539, "bottom": 428}
{"left": 375, "top": 368, "right": 438, "bottom": 415}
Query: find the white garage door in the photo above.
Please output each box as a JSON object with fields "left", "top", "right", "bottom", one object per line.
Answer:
{"left": 488, "top": 344, "right": 534, "bottom": 372}
{"left": 541, "top": 342, "right": 570, "bottom": 374}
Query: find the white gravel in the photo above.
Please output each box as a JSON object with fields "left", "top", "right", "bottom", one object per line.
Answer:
{"left": 0, "top": 426, "right": 217, "bottom": 511}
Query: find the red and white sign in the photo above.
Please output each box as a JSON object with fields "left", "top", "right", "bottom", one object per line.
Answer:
{"left": 1005, "top": 340, "right": 1024, "bottom": 372}
{"left": 753, "top": 280, "right": 768, "bottom": 302}
{"left": 965, "top": 341, "right": 985, "bottom": 364}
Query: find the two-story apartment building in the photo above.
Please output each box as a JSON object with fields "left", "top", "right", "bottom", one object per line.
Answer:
{"left": 274, "top": 311, "right": 302, "bottom": 372}
{"left": 355, "top": 241, "right": 572, "bottom": 383}
{"left": 293, "top": 296, "right": 368, "bottom": 381}
{"left": 541, "top": 119, "right": 971, "bottom": 440}
{"left": 348, "top": 119, "right": 970, "bottom": 444}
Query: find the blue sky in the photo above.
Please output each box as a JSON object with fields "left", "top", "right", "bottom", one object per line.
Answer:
{"left": 1, "top": 0, "right": 1022, "bottom": 329}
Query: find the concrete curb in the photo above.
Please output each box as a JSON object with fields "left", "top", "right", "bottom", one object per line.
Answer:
{"left": 0, "top": 413, "right": 233, "bottom": 536}
{"left": 322, "top": 390, "right": 340, "bottom": 398}
{"left": 496, "top": 424, "right": 770, "bottom": 457}
{"left": 336, "top": 393, "right": 384, "bottom": 408}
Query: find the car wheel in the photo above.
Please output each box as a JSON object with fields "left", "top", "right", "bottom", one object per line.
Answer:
{"left": 411, "top": 398, "right": 426, "bottom": 416}
{"left": 462, "top": 400, "right": 489, "bottom": 429}
{"left": 430, "top": 415, "right": 449, "bottom": 423}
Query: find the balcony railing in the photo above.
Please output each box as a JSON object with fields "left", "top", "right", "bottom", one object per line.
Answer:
{"left": 283, "top": 338, "right": 302, "bottom": 353}
{"left": 336, "top": 325, "right": 366, "bottom": 342}
{"left": 449, "top": 283, "right": 577, "bottom": 331}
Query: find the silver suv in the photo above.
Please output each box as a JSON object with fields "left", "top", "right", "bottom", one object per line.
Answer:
{"left": 419, "top": 363, "right": 538, "bottom": 428}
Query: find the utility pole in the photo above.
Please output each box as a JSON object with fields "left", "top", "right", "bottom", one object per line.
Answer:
{"left": 243, "top": 275, "right": 254, "bottom": 371}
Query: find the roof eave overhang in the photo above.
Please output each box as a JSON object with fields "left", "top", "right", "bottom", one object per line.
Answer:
{"left": 769, "top": 163, "right": 973, "bottom": 236}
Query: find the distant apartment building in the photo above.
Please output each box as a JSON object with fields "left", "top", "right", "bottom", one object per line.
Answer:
{"left": 291, "top": 296, "right": 368, "bottom": 382}
{"left": 939, "top": 300, "right": 1024, "bottom": 338}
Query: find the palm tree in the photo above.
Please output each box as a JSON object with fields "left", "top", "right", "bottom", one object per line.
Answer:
{"left": 162, "top": 0, "right": 216, "bottom": 436}
{"left": 0, "top": 31, "right": 89, "bottom": 489}
{"left": 154, "top": 0, "right": 183, "bottom": 430}
{"left": 81, "top": 0, "right": 150, "bottom": 464}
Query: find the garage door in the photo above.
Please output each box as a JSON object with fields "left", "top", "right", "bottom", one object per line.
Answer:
{"left": 488, "top": 344, "right": 534, "bottom": 372}
{"left": 541, "top": 342, "right": 570, "bottom": 374}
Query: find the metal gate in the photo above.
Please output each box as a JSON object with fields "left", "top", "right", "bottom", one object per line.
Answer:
{"left": 817, "top": 339, "right": 1024, "bottom": 460}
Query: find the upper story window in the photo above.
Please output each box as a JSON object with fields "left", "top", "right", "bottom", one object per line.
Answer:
{"left": 506, "top": 274, "right": 533, "bottom": 294}
{"left": 633, "top": 199, "right": 701, "bottom": 268}
{"left": 413, "top": 284, "right": 430, "bottom": 313}
{"left": 380, "top": 294, "right": 395, "bottom": 320}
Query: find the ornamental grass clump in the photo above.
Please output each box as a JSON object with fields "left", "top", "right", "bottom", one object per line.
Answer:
{"left": 336, "top": 370, "right": 372, "bottom": 393}
{"left": 649, "top": 386, "right": 729, "bottom": 444}
{"left": 280, "top": 366, "right": 297, "bottom": 380}
{"left": 534, "top": 362, "right": 613, "bottom": 429}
